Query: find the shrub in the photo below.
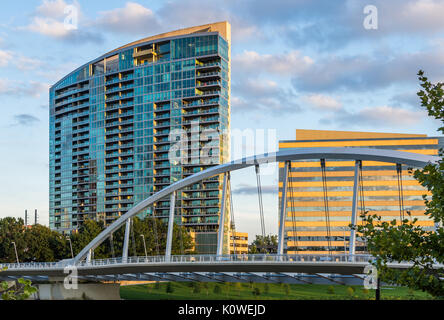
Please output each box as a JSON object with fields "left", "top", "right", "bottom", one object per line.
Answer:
{"left": 346, "top": 287, "right": 355, "bottom": 297}
{"left": 166, "top": 282, "right": 174, "bottom": 294}
{"left": 213, "top": 284, "right": 222, "bottom": 295}
{"left": 264, "top": 283, "right": 270, "bottom": 295}
{"left": 193, "top": 282, "right": 201, "bottom": 294}
{"left": 283, "top": 283, "right": 290, "bottom": 295}
{"left": 252, "top": 287, "right": 261, "bottom": 297}
{"left": 327, "top": 285, "right": 335, "bottom": 294}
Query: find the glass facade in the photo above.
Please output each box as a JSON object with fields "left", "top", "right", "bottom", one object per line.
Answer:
{"left": 279, "top": 129, "right": 443, "bottom": 254}
{"left": 49, "top": 23, "right": 231, "bottom": 254}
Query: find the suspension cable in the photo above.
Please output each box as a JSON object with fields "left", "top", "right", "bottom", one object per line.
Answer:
{"left": 396, "top": 163, "right": 405, "bottom": 223}
{"left": 152, "top": 208, "right": 160, "bottom": 256}
{"left": 320, "top": 159, "right": 332, "bottom": 256}
{"left": 228, "top": 172, "right": 237, "bottom": 255}
{"left": 288, "top": 162, "right": 298, "bottom": 254}
{"left": 358, "top": 161, "right": 367, "bottom": 252}
{"left": 130, "top": 218, "right": 137, "bottom": 257}
{"left": 110, "top": 232, "right": 115, "bottom": 258}
{"left": 179, "top": 201, "right": 184, "bottom": 255}
{"left": 255, "top": 165, "right": 266, "bottom": 245}
{"left": 359, "top": 161, "right": 366, "bottom": 215}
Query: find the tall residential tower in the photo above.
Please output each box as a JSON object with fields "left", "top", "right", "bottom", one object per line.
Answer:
{"left": 49, "top": 22, "right": 231, "bottom": 254}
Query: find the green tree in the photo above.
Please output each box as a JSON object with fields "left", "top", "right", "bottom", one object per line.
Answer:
{"left": 248, "top": 235, "right": 278, "bottom": 254}
{"left": 0, "top": 218, "right": 26, "bottom": 263}
{"left": 356, "top": 70, "right": 444, "bottom": 298}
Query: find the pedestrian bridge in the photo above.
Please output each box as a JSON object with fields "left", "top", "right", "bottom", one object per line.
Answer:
{"left": 0, "top": 254, "right": 419, "bottom": 285}
{"left": 0, "top": 147, "right": 440, "bottom": 286}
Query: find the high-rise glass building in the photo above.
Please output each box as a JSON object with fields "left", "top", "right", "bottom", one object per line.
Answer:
{"left": 279, "top": 129, "right": 443, "bottom": 254}
{"left": 49, "top": 22, "right": 231, "bottom": 254}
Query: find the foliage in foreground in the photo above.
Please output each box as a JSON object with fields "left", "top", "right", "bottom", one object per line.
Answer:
{"left": 356, "top": 70, "right": 444, "bottom": 297}
{"left": 0, "top": 267, "right": 37, "bottom": 300}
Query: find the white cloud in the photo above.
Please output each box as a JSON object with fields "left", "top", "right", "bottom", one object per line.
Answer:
{"left": 303, "top": 94, "right": 342, "bottom": 111}
{"left": 0, "top": 49, "right": 44, "bottom": 72}
{"left": 0, "top": 50, "right": 12, "bottom": 67}
{"left": 96, "top": 2, "right": 160, "bottom": 34}
{"left": 0, "top": 79, "right": 49, "bottom": 98}
{"left": 26, "top": 16, "right": 71, "bottom": 38}
{"left": 233, "top": 50, "right": 314, "bottom": 76}
{"left": 36, "top": 0, "right": 74, "bottom": 19}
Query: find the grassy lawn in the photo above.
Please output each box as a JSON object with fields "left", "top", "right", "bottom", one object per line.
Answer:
{"left": 120, "top": 282, "right": 434, "bottom": 300}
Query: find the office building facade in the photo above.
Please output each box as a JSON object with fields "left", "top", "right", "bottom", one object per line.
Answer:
{"left": 49, "top": 22, "right": 231, "bottom": 253}
{"left": 279, "top": 129, "right": 443, "bottom": 254}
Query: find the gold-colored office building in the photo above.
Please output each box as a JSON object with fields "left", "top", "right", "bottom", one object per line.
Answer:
{"left": 229, "top": 232, "right": 249, "bottom": 254}
{"left": 279, "top": 129, "right": 443, "bottom": 254}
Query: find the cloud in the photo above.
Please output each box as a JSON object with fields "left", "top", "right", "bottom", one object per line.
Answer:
{"left": 320, "top": 105, "right": 427, "bottom": 127}
{"left": 303, "top": 94, "right": 342, "bottom": 111}
{"left": 0, "top": 50, "right": 13, "bottom": 67}
{"left": 0, "top": 79, "right": 49, "bottom": 98}
{"left": 291, "top": 46, "right": 444, "bottom": 93}
{"left": 35, "top": 0, "right": 73, "bottom": 19}
{"left": 13, "top": 114, "right": 40, "bottom": 126}
{"left": 233, "top": 183, "right": 277, "bottom": 195}
{"left": 232, "top": 79, "right": 301, "bottom": 114}
{"left": 233, "top": 50, "right": 314, "bottom": 77}
{"left": 95, "top": 2, "right": 160, "bottom": 35}
{"left": 21, "top": 0, "right": 102, "bottom": 43}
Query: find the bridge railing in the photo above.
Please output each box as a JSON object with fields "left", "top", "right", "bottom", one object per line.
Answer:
{"left": 0, "top": 254, "right": 375, "bottom": 270}
{"left": 74, "top": 254, "right": 374, "bottom": 267}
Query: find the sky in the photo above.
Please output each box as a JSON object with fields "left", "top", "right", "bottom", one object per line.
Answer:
{"left": 0, "top": 0, "right": 443, "bottom": 240}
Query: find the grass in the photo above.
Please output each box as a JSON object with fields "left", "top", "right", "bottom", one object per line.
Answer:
{"left": 120, "top": 282, "right": 435, "bottom": 300}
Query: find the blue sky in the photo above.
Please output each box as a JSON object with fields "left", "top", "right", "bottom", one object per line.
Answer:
{"left": 0, "top": 0, "right": 443, "bottom": 238}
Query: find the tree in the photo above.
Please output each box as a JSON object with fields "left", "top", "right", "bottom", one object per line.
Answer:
{"left": 249, "top": 235, "right": 278, "bottom": 254}
{"left": 0, "top": 216, "right": 195, "bottom": 263}
{"left": 356, "top": 70, "right": 444, "bottom": 298}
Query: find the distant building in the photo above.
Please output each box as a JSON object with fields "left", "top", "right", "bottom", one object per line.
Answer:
{"left": 230, "top": 232, "right": 248, "bottom": 254}
{"left": 279, "top": 129, "right": 444, "bottom": 254}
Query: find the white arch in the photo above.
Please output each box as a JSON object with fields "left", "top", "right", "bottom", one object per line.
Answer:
{"left": 73, "top": 147, "right": 439, "bottom": 264}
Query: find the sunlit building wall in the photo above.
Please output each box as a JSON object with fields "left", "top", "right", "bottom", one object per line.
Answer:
{"left": 279, "top": 129, "right": 443, "bottom": 254}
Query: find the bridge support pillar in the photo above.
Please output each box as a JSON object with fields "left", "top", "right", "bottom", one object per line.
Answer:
{"left": 122, "top": 218, "right": 131, "bottom": 263}
{"left": 165, "top": 192, "right": 176, "bottom": 262}
{"left": 349, "top": 160, "right": 361, "bottom": 259}
{"left": 278, "top": 161, "right": 290, "bottom": 256}
{"left": 217, "top": 172, "right": 229, "bottom": 258}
